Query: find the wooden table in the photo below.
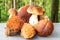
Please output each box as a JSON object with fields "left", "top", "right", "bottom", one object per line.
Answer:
{"left": 0, "top": 23, "right": 60, "bottom": 40}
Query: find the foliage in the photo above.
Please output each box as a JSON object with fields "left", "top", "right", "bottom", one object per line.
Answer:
{"left": 0, "top": 0, "right": 60, "bottom": 23}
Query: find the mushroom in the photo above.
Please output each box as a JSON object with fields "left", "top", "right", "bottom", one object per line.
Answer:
{"left": 17, "top": 5, "right": 31, "bottom": 23}
{"left": 27, "top": 5, "right": 45, "bottom": 26}
{"left": 8, "top": 8, "right": 17, "bottom": 18}
{"left": 21, "top": 23, "right": 36, "bottom": 38}
{"left": 40, "top": 15, "right": 49, "bottom": 20}
{"left": 34, "top": 19, "right": 54, "bottom": 37}
{"left": 5, "top": 8, "right": 24, "bottom": 36}
{"left": 6, "top": 16, "right": 24, "bottom": 36}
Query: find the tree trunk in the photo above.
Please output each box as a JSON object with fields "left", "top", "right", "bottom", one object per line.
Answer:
{"left": 43, "top": 0, "right": 46, "bottom": 8}
{"left": 12, "top": 0, "right": 14, "bottom": 8}
{"left": 29, "top": 0, "right": 34, "bottom": 5}
{"left": 51, "top": 0, "right": 59, "bottom": 22}
{"left": 13, "top": 0, "right": 16, "bottom": 8}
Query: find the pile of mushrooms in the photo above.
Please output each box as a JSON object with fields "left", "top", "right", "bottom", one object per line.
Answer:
{"left": 5, "top": 5, "right": 54, "bottom": 38}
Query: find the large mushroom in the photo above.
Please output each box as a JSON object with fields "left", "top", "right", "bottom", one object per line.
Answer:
{"left": 17, "top": 5, "right": 31, "bottom": 23}
{"left": 34, "top": 19, "right": 54, "bottom": 37}
{"left": 5, "top": 8, "right": 24, "bottom": 36}
{"left": 27, "top": 5, "right": 45, "bottom": 26}
{"left": 27, "top": 5, "right": 45, "bottom": 15}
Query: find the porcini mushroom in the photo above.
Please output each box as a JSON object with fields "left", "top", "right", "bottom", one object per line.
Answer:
{"left": 8, "top": 8, "right": 17, "bottom": 18}
{"left": 21, "top": 23, "right": 36, "bottom": 38}
{"left": 34, "top": 19, "right": 54, "bottom": 37}
{"left": 5, "top": 8, "right": 24, "bottom": 36}
{"left": 27, "top": 5, "right": 45, "bottom": 15}
{"left": 6, "top": 16, "right": 24, "bottom": 36}
{"left": 27, "top": 5, "right": 45, "bottom": 26}
{"left": 17, "top": 5, "right": 31, "bottom": 23}
{"left": 40, "top": 15, "right": 49, "bottom": 20}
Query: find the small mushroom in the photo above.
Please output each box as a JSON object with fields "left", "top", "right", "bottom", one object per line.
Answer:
{"left": 40, "top": 15, "right": 49, "bottom": 20}
{"left": 8, "top": 8, "right": 17, "bottom": 18}
{"left": 27, "top": 5, "right": 44, "bottom": 26}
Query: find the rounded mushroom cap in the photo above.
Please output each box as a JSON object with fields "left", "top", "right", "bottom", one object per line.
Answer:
{"left": 34, "top": 19, "right": 54, "bottom": 37}
{"left": 8, "top": 8, "right": 17, "bottom": 15}
{"left": 27, "top": 5, "right": 45, "bottom": 15}
{"left": 17, "top": 5, "right": 31, "bottom": 23}
{"left": 21, "top": 23, "right": 36, "bottom": 38}
{"left": 6, "top": 16, "right": 24, "bottom": 36}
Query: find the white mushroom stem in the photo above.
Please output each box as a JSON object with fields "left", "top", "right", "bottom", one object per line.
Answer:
{"left": 29, "top": 15, "right": 38, "bottom": 26}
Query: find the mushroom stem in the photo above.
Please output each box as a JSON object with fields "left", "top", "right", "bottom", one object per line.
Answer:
{"left": 9, "top": 14, "right": 16, "bottom": 18}
{"left": 29, "top": 15, "right": 38, "bottom": 26}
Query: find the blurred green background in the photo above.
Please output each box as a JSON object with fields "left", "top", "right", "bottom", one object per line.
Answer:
{"left": 0, "top": 0, "right": 60, "bottom": 23}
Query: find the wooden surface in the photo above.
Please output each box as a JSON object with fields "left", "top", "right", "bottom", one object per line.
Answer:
{"left": 0, "top": 23, "right": 60, "bottom": 40}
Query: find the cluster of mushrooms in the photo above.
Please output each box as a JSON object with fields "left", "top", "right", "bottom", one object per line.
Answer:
{"left": 5, "top": 5, "right": 54, "bottom": 38}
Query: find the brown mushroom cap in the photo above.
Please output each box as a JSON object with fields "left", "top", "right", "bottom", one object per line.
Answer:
{"left": 6, "top": 16, "right": 24, "bottom": 36}
{"left": 34, "top": 19, "right": 54, "bottom": 37}
{"left": 27, "top": 5, "right": 45, "bottom": 15}
{"left": 21, "top": 23, "right": 36, "bottom": 38}
{"left": 17, "top": 5, "right": 31, "bottom": 23}
{"left": 8, "top": 8, "right": 17, "bottom": 15}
